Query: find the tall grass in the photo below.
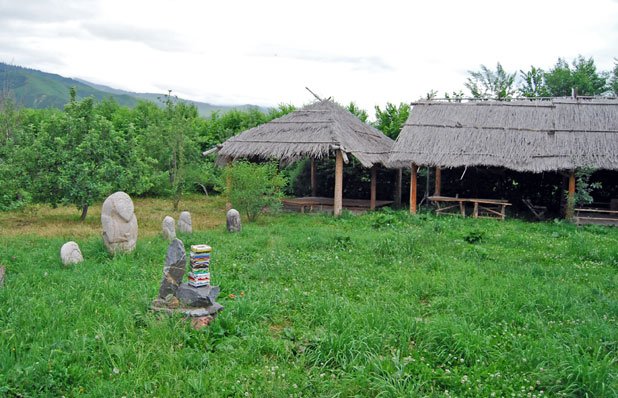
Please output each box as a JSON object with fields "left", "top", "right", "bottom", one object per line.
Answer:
{"left": 1, "top": 203, "right": 617, "bottom": 397}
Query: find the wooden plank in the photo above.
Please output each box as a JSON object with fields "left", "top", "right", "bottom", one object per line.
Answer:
{"left": 574, "top": 208, "right": 618, "bottom": 215}
{"left": 435, "top": 167, "right": 441, "bottom": 196}
{"left": 370, "top": 166, "right": 376, "bottom": 210}
{"left": 410, "top": 164, "right": 418, "bottom": 214}
{"left": 428, "top": 196, "right": 511, "bottom": 205}
{"left": 334, "top": 150, "right": 343, "bottom": 217}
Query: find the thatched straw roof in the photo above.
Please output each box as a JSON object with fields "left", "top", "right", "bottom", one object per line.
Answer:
{"left": 389, "top": 98, "right": 618, "bottom": 172}
{"left": 214, "top": 99, "right": 394, "bottom": 168}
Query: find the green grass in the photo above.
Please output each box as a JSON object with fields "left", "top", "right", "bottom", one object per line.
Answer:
{"left": 1, "top": 206, "right": 617, "bottom": 397}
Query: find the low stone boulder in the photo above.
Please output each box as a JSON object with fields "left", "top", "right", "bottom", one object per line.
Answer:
{"left": 162, "top": 216, "right": 176, "bottom": 239}
{"left": 226, "top": 209, "right": 242, "bottom": 232}
{"left": 178, "top": 211, "right": 192, "bottom": 234}
{"left": 60, "top": 241, "right": 84, "bottom": 265}
{"left": 176, "top": 284, "right": 220, "bottom": 307}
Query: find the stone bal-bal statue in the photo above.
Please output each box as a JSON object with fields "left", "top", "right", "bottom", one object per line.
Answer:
{"left": 101, "top": 191, "right": 138, "bottom": 254}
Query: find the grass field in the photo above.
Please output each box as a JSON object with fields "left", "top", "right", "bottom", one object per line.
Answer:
{"left": 1, "top": 198, "right": 617, "bottom": 397}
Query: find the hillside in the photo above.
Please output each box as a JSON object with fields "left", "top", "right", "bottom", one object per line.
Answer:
{"left": 0, "top": 63, "right": 138, "bottom": 109}
{"left": 75, "top": 79, "right": 270, "bottom": 116}
{"left": 0, "top": 63, "right": 268, "bottom": 116}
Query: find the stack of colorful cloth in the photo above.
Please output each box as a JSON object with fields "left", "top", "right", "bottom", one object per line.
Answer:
{"left": 188, "top": 244, "right": 211, "bottom": 287}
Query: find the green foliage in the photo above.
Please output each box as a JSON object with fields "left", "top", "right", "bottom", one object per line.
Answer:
{"left": 346, "top": 101, "right": 369, "bottom": 123}
{"left": 544, "top": 56, "right": 607, "bottom": 97}
{"left": 373, "top": 102, "right": 410, "bottom": 139}
{"left": 609, "top": 58, "right": 618, "bottom": 97}
{"left": 573, "top": 168, "right": 602, "bottom": 206}
{"left": 444, "top": 90, "right": 465, "bottom": 102}
{"left": 224, "top": 161, "right": 287, "bottom": 221}
{"left": 465, "top": 62, "right": 517, "bottom": 99}
{"left": 519, "top": 65, "right": 551, "bottom": 98}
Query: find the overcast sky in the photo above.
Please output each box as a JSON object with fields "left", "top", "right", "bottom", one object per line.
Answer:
{"left": 1, "top": 0, "right": 617, "bottom": 116}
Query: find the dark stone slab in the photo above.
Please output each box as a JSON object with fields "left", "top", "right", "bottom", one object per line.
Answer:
{"left": 175, "top": 284, "right": 220, "bottom": 307}
{"left": 157, "top": 239, "right": 186, "bottom": 299}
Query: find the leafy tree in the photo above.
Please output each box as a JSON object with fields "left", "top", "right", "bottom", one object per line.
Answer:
{"left": 609, "top": 58, "right": 618, "bottom": 97}
{"left": 544, "top": 56, "right": 607, "bottom": 97}
{"left": 346, "top": 102, "right": 369, "bottom": 123}
{"left": 444, "top": 90, "right": 465, "bottom": 102}
{"left": 28, "top": 89, "right": 152, "bottom": 219}
{"left": 424, "top": 90, "right": 439, "bottom": 100}
{"left": 519, "top": 66, "right": 550, "bottom": 98}
{"left": 148, "top": 91, "right": 204, "bottom": 210}
{"left": 224, "top": 161, "right": 287, "bottom": 221}
{"left": 465, "top": 63, "right": 517, "bottom": 99}
{"left": 373, "top": 102, "right": 410, "bottom": 139}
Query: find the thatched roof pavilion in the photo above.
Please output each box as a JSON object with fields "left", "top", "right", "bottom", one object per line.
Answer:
{"left": 388, "top": 98, "right": 618, "bottom": 214}
{"left": 206, "top": 99, "right": 395, "bottom": 215}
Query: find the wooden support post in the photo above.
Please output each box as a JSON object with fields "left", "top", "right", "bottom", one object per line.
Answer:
{"left": 394, "top": 168, "right": 402, "bottom": 208}
{"left": 566, "top": 170, "right": 576, "bottom": 219}
{"left": 370, "top": 166, "right": 377, "bottom": 210}
{"left": 226, "top": 156, "right": 232, "bottom": 211}
{"left": 410, "top": 164, "right": 418, "bottom": 214}
{"left": 311, "top": 158, "right": 316, "bottom": 197}
{"left": 334, "top": 150, "right": 344, "bottom": 216}
{"left": 435, "top": 167, "right": 441, "bottom": 196}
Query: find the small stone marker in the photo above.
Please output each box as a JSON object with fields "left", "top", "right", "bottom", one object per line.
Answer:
{"left": 101, "top": 191, "right": 138, "bottom": 254}
{"left": 0, "top": 266, "right": 5, "bottom": 288}
{"left": 177, "top": 211, "right": 192, "bottom": 234}
{"left": 60, "top": 241, "right": 84, "bottom": 265}
{"left": 162, "top": 216, "right": 176, "bottom": 239}
{"left": 158, "top": 238, "right": 187, "bottom": 299}
{"left": 226, "top": 209, "right": 242, "bottom": 232}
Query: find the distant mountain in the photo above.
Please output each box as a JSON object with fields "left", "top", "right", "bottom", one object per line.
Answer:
{"left": 73, "top": 78, "right": 270, "bottom": 116}
{"left": 0, "top": 63, "right": 138, "bottom": 109}
{"left": 0, "top": 62, "right": 269, "bottom": 116}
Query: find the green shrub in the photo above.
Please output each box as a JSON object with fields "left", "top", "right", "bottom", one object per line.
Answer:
{"left": 224, "top": 161, "right": 287, "bottom": 221}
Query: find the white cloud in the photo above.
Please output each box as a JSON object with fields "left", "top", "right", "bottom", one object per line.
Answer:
{"left": 1, "top": 0, "right": 617, "bottom": 115}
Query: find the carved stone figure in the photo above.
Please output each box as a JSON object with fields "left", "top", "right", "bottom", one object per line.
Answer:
{"left": 101, "top": 192, "right": 138, "bottom": 254}
{"left": 226, "top": 209, "right": 242, "bottom": 232}
{"left": 178, "top": 211, "right": 192, "bottom": 234}
{"left": 162, "top": 216, "right": 176, "bottom": 239}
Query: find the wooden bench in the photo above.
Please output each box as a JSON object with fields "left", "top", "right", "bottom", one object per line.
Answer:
{"left": 428, "top": 196, "right": 512, "bottom": 220}
{"left": 574, "top": 208, "right": 618, "bottom": 227}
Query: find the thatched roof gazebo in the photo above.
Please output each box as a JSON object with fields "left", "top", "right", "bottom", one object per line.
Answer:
{"left": 388, "top": 98, "right": 618, "bottom": 215}
{"left": 206, "top": 99, "right": 395, "bottom": 215}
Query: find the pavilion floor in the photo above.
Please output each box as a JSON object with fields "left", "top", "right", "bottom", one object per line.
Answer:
{"left": 281, "top": 196, "right": 393, "bottom": 214}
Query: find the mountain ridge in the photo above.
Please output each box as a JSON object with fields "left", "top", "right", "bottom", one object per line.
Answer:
{"left": 0, "top": 62, "right": 268, "bottom": 116}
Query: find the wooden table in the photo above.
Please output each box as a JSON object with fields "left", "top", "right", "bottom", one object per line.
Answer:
{"left": 574, "top": 208, "right": 618, "bottom": 226}
{"left": 428, "top": 196, "right": 512, "bottom": 220}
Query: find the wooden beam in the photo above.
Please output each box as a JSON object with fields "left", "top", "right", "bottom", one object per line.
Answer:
{"left": 410, "top": 164, "right": 418, "bottom": 214}
{"left": 566, "top": 170, "right": 576, "bottom": 219}
{"left": 311, "top": 158, "right": 316, "bottom": 197}
{"left": 370, "top": 166, "right": 377, "bottom": 210}
{"left": 334, "top": 150, "right": 344, "bottom": 216}
{"left": 435, "top": 167, "right": 441, "bottom": 196}
{"left": 226, "top": 156, "right": 232, "bottom": 211}
{"left": 394, "top": 168, "right": 402, "bottom": 208}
